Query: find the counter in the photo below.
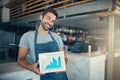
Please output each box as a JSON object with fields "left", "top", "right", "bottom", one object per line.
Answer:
{"left": 0, "top": 62, "right": 40, "bottom": 80}
{"left": 66, "top": 51, "right": 106, "bottom": 80}
{"left": 0, "top": 51, "right": 106, "bottom": 80}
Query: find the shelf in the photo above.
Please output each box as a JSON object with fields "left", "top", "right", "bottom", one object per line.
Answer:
{"left": 10, "top": 0, "right": 92, "bottom": 20}
{"left": 52, "top": 25, "right": 88, "bottom": 45}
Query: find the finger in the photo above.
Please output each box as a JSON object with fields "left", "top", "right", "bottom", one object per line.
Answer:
{"left": 36, "top": 62, "right": 39, "bottom": 65}
{"left": 56, "top": 70, "right": 66, "bottom": 74}
{"left": 35, "top": 69, "right": 41, "bottom": 75}
{"left": 34, "top": 62, "right": 39, "bottom": 67}
{"left": 36, "top": 71, "right": 41, "bottom": 75}
{"left": 56, "top": 72, "right": 59, "bottom": 74}
{"left": 37, "top": 60, "right": 40, "bottom": 63}
{"left": 40, "top": 73, "right": 46, "bottom": 75}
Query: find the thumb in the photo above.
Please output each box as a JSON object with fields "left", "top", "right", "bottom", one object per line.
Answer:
{"left": 34, "top": 61, "right": 39, "bottom": 67}
{"left": 36, "top": 61, "right": 39, "bottom": 65}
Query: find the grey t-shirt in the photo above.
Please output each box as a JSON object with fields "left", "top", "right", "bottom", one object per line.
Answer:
{"left": 19, "top": 30, "right": 63, "bottom": 62}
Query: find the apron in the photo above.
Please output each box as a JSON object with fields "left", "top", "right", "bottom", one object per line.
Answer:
{"left": 34, "top": 30, "right": 68, "bottom": 80}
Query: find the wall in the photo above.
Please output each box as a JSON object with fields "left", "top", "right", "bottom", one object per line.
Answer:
{"left": 58, "top": 0, "right": 112, "bottom": 17}
{"left": 114, "top": 15, "right": 120, "bottom": 49}
{"left": 113, "top": 15, "right": 120, "bottom": 80}
{"left": 0, "top": 8, "right": 1, "bottom": 22}
{"left": 0, "top": 29, "right": 15, "bottom": 45}
{"left": 113, "top": 56, "right": 120, "bottom": 80}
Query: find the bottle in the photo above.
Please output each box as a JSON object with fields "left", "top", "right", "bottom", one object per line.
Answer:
{"left": 88, "top": 45, "right": 91, "bottom": 57}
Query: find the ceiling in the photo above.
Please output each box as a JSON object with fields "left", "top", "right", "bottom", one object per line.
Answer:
{"left": 0, "top": 0, "right": 117, "bottom": 41}
{"left": 0, "top": 0, "right": 28, "bottom": 8}
{"left": 0, "top": 0, "right": 98, "bottom": 9}
{"left": 55, "top": 0, "right": 120, "bottom": 31}
{"left": 0, "top": 0, "right": 110, "bottom": 31}
{"left": 56, "top": 13, "right": 108, "bottom": 31}
{"left": 0, "top": 0, "right": 119, "bottom": 32}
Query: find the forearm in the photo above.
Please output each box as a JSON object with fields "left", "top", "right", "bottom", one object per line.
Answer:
{"left": 17, "top": 48, "right": 40, "bottom": 74}
{"left": 64, "top": 51, "right": 68, "bottom": 64}
{"left": 65, "top": 57, "right": 68, "bottom": 64}
{"left": 17, "top": 58, "right": 32, "bottom": 71}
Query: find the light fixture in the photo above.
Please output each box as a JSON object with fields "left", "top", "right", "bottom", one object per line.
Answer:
{"left": 0, "top": 0, "right": 9, "bottom": 6}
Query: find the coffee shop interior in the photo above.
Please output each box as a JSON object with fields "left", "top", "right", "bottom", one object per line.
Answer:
{"left": 0, "top": 0, "right": 120, "bottom": 80}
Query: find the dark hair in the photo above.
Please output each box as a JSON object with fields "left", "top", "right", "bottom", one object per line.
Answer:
{"left": 42, "top": 8, "right": 58, "bottom": 18}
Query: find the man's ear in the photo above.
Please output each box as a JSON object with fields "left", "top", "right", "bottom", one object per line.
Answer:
{"left": 40, "top": 15, "right": 43, "bottom": 21}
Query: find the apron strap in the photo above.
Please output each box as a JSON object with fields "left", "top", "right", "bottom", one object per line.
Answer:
{"left": 34, "top": 30, "right": 38, "bottom": 62}
{"left": 49, "top": 31, "right": 58, "bottom": 46}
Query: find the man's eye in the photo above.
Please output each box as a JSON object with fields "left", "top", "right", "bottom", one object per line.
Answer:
{"left": 46, "top": 16, "right": 51, "bottom": 20}
{"left": 47, "top": 17, "right": 50, "bottom": 20}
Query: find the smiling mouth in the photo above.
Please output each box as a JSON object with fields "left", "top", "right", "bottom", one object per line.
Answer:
{"left": 45, "top": 23, "right": 52, "bottom": 28}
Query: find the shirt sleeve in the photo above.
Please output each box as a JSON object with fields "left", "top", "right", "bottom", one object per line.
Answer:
{"left": 19, "top": 32, "right": 29, "bottom": 48}
{"left": 55, "top": 34, "right": 64, "bottom": 48}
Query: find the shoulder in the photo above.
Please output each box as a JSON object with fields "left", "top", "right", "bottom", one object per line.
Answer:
{"left": 50, "top": 31, "right": 60, "bottom": 38}
{"left": 23, "top": 30, "right": 35, "bottom": 35}
{"left": 21, "top": 30, "right": 35, "bottom": 40}
{"left": 50, "top": 31, "right": 63, "bottom": 47}
{"left": 50, "top": 31, "right": 63, "bottom": 42}
{"left": 22, "top": 30, "right": 35, "bottom": 37}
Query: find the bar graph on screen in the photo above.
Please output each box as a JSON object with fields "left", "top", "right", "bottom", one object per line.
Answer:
{"left": 38, "top": 51, "right": 66, "bottom": 73}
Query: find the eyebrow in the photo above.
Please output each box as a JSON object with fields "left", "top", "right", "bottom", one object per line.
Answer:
{"left": 46, "top": 16, "right": 55, "bottom": 22}
{"left": 47, "top": 16, "right": 51, "bottom": 19}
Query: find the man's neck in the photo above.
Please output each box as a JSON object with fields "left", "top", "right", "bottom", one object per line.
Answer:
{"left": 38, "top": 25, "right": 49, "bottom": 35}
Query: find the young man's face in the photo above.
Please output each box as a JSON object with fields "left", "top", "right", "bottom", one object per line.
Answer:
{"left": 40, "top": 12, "right": 56, "bottom": 31}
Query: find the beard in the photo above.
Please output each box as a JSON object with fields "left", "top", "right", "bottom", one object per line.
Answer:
{"left": 41, "top": 22, "right": 52, "bottom": 31}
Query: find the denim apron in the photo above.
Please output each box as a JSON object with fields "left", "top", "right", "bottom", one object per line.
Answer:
{"left": 34, "top": 30, "right": 68, "bottom": 80}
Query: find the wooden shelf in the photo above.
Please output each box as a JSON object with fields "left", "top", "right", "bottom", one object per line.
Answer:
{"left": 10, "top": 0, "right": 92, "bottom": 20}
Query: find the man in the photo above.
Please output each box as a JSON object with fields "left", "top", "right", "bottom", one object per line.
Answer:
{"left": 17, "top": 8, "right": 68, "bottom": 80}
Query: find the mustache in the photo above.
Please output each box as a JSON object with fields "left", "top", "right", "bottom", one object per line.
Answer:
{"left": 44, "top": 22, "right": 53, "bottom": 29}
{"left": 44, "top": 22, "right": 52, "bottom": 27}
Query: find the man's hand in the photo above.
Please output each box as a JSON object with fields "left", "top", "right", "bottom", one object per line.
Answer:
{"left": 29, "top": 62, "right": 40, "bottom": 75}
{"left": 55, "top": 70, "right": 66, "bottom": 74}
{"left": 30, "top": 61, "right": 46, "bottom": 75}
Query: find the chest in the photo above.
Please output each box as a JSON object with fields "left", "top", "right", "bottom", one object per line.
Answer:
{"left": 36, "top": 34, "right": 53, "bottom": 44}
